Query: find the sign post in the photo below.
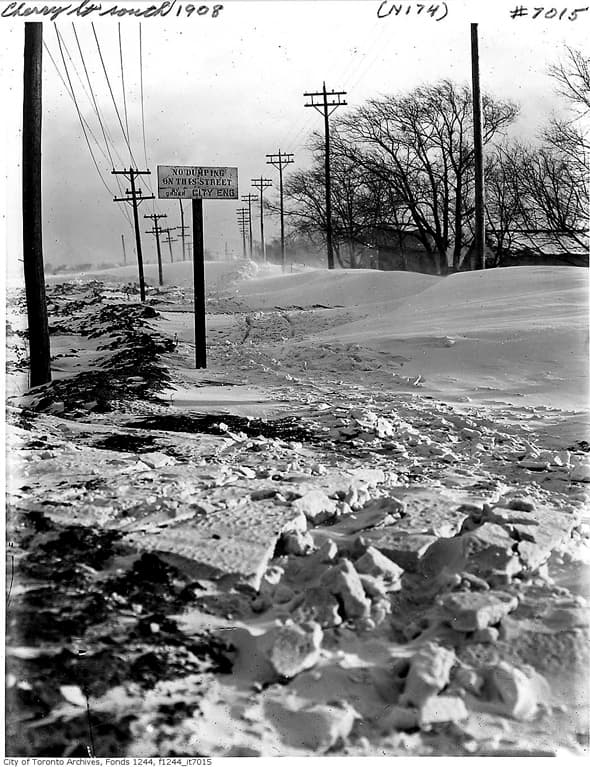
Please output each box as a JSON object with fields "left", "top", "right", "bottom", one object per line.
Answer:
{"left": 158, "top": 165, "right": 238, "bottom": 369}
{"left": 192, "top": 198, "right": 206, "bottom": 368}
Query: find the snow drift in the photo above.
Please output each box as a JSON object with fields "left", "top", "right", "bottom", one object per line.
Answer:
{"left": 324, "top": 266, "right": 589, "bottom": 410}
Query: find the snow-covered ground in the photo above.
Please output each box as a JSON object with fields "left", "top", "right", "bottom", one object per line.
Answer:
{"left": 5, "top": 262, "right": 590, "bottom": 757}
{"left": 327, "top": 265, "right": 589, "bottom": 411}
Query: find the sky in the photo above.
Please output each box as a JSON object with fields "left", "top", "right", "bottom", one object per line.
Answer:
{"left": 1, "top": 0, "right": 588, "bottom": 275}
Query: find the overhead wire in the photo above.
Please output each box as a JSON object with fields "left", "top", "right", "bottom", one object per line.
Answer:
{"left": 139, "top": 25, "right": 149, "bottom": 173}
{"left": 118, "top": 23, "right": 131, "bottom": 147}
{"left": 345, "top": 21, "right": 392, "bottom": 96}
{"left": 70, "top": 24, "right": 134, "bottom": 231}
{"left": 46, "top": 31, "right": 133, "bottom": 232}
{"left": 71, "top": 24, "right": 127, "bottom": 169}
{"left": 52, "top": 28, "right": 119, "bottom": 200}
{"left": 92, "top": 22, "right": 138, "bottom": 168}
{"left": 280, "top": 15, "right": 391, "bottom": 159}
{"left": 46, "top": 33, "right": 110, "bottom": 167}
{"left": 138, "top": 24, "right": 156, "bottom": 213}
{"left": 71, "top": 26, "right": 114, "bottom": 168}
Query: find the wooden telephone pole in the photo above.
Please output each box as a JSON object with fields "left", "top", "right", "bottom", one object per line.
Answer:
{"left": 236, "top": 208, "right": 250, "bottom": 259}
{"left": 266, "top": 150, "right": 294, "bottom": 272}
{"left": 304, "top": 83, "right": 347, "bottom": 269}
{"left": 113, "top": 168, "right": 154, "bottom": 300}
{"left": 251, "top": 177, "right": 273, "bottom": 261}
{"left": 22, "top": 22, "right": 51, "bottom": 387}
{"left": 121, "top": 233, "right": 127, "bottom": 266}
{"left": 237, "top": 223, "right": 248, "bottom": 260}
{"left": 177, "top": 199, "right": 188, "bottom": 261}
{"left": 161, "top": 227, "right": 177, "bottom": 263}
{"left": 241, "top": 193, "right": 257, "bottom": 260}
{"left": 471, "top": 23, "right": 486, "bottom": 270}
{"left": 144, "top": 212, "right": 167, "bottom": 286}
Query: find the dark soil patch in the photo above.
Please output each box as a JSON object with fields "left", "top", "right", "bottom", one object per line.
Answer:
{"left": 18, "top": 284, "right": 175, "bottom": 416}
{"left": 6, "top": 510, "right": 235, "bottom": 757}
{"left": 18, "top": 523, "right": 124, "bottom": 582}
{"left": 124, "top": 412, "right": 320, "bottom": 444}
{"left": 6, "top": 704, "right": 133, "bottom": 758}
{"left": 92, "top": 432, "right": 157, "bottom": 453}
{"left": 106, "top": 553, "right": 198, "bottom": 613}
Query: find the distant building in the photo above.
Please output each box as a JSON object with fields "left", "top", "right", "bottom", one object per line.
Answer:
{"left": 375, "top": 228, "right": 440, "bottom": 274}
{"left": 490, "top": 232, "right": 589, "bottom": 268}
{"left": 375, "top": 227, "right": 589, "bottom": 273}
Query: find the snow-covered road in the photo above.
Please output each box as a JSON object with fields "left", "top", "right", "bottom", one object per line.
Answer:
{"left": 5, "top": 263, "right": 589, "bottom": 757}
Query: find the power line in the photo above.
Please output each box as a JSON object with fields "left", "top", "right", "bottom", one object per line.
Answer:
{"left": 118, "top": 23, "right": 131, "bottom": 146}
{"left": 241, "top": 193, "right": 257, "bottom": 260}
{"left": 139, "top": 26, "right": 149, "bottom": 178}
{"left": 46, "top": 34, "right": 109, "bottom": 166}
{"left": 71, "top": 25, "right": 115, "bottom": 168}
{"left": 266, "top": 150, "right": 294, "bottom": 271}
{"left": 70, "top": 25, "right": 133, "bottom": 231}
{"left": 92, "top": 22, "right": 137, "bottom": 167}
{"left": 68, "top": 28, "right": 128, "bottom": 169}
{"left": 138, "top": 25, "right": 156, "bottom": 210}
{"left": 304, "top": 83, "right": 348, "bottom": 269}
{"left": 44, "top": 39, "right": 135, "bottom": 240}
{"left": 251, "top": 177, "right": 273, "bottom": 262}
{"left": 49, "top": 29, "right": 134, "bottom": 233}
{"left": 53, "top": 28, "right": 117, "bottom": 200}
{"left": 54, "top": 26, "right": 102, "bottom": 129}
{"left": 174, "top": 200, "right": 190, "bottom": 262}
{"left": 144, "top": 212, "right": 167, "bottom": 286}
{"left": 236, "top": 208, "right": 250, "bottom": 260}
{"left": 343, "top": 22, "right": 391, "bottom": 95}
{"left": 279, "top": 18, "right": 387, "bottom": 159}
{"left": 159, "top": 226, "right": 177, "bottom": 264}
{"left": 113, "top": 168, "right": 154, "bottom": 301}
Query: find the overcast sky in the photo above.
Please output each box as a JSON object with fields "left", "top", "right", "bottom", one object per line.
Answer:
{"left": 1, "top": 0, "right": 587, "bottom": 274}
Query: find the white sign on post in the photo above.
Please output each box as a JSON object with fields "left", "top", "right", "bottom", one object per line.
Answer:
{"left": 157, "top": 165, "right": 239, "bottom": 199}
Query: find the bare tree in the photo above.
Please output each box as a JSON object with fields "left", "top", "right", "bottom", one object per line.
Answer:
{"left": 545, "top": 47, "right": 590, "bottom": 175}
{"left": 275, "top": 132, "right": 392, "bottom": 268}
{"left": 530, "top": 47, "right": 590, "bottom": 251}
{"left": 518, "top": 145, "right": 588, "bottom": 250}
{"left": 483, "top": 144, "right": 525, "bottom": 266}
{"left": 337, "top": 80, "right": 518, "bottom": 273}
{"left": 549, "top": 45, "right": 590, "bottom": 112}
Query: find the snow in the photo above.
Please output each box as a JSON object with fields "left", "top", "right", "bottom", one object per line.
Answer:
{"left": 324, "top": 266, "right": 589, "bottom": 410}
{"left": 5, "top": 262, "right": 590, "bottom": 757}
{"left": 230, "top": 267, "right": 438, "bottom": 309}
{"left": 44, "top": 259, "right": 280, "bottom": 289}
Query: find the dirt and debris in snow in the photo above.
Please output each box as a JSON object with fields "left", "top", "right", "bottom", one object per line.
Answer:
{"left": 5, "top": 264, "right": 590, "bottom": 757}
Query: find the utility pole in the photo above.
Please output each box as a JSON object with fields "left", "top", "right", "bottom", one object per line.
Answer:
{"left": 192, "top": 199, "right": 206, "bottom": 369}
{"left": 471, "top": 23, "right": 485, "bottom": 271}
{"left": 113, "top": 168, "right": 154, "bottom": 301}
{"left": 238, "top": 224, "right": 248, "bottom": 260}
{"left": 304, "top": 82, "right": 347, "bottom": 269}
{"left": 144, "top": 212, "right": 167, "bottom": 286}
{"left": 22, "top": 22, "right": 51, "bottom": 387}
{"left": 236, "top": 208, "right": 250, "bottom": 259}
{"left": 177, "top": 199, "right": 188, "bottom": 261}
{"left": 266, "top": 150, "right": 294, "bottom": 272}
{"left": 241, "top": 193, "right": 257, "bottom": 260}
{"left": 161, "top": 227, "right": 177, "bottom": 263}
{"left": 121, "top": 233, "right": 127, "bottom": 266}
{"left": 251, "top": 177, "right": 272, "bottom": 262}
